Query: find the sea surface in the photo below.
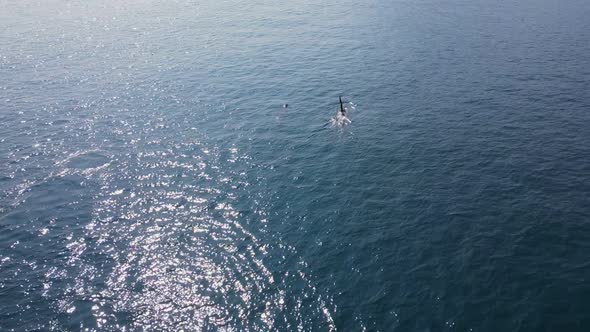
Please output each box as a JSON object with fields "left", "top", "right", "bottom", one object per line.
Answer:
{"left": 1, "top": 0, "right": 590, "bottom": 330}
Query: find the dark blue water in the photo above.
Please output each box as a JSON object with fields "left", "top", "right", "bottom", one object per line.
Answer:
{"left": 2, "top": 0, "right": 590, "bottom": 330}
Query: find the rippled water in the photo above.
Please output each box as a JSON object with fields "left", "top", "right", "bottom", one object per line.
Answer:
{"left": 1, "top": 0, "right": 590, "bottom": 330}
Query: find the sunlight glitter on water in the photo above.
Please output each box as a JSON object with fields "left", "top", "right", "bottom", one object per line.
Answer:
{"left": 19, "top": 107, "right": 336, "bottom": 330}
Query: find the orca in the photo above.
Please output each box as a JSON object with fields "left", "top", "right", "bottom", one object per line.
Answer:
{"left": 331, "top": 96, "right": 351, "bottom": 127}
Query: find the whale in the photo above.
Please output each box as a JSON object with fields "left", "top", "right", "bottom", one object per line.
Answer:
{"left": 331, "top": 96, "right": 351, "bottom": 127}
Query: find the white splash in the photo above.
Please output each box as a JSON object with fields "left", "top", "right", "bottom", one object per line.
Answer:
{"left": 330, "top": 102, "right": 354, "bottom": 127}
{"left": 331, "top": 112, "right": 352, "bottom": 127}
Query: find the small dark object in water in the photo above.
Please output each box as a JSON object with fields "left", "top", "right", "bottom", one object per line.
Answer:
{"left": 283, "top": 104, "right": 288, "bottom": 108}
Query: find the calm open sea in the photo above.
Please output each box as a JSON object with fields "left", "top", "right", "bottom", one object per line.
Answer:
{"left": 1, "top": 0, "right": 590, "bottom": 330}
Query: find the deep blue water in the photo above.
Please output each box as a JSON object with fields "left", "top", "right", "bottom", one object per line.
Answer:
{"left": 2, "top": 0, "right": 590, "bottom": 330}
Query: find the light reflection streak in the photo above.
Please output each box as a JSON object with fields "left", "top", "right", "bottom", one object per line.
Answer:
{"left": 2, "top": 93, "right": 336, "bottom": 330}
{"left": 58, "top": 138, "right": 334, "bottom": 330}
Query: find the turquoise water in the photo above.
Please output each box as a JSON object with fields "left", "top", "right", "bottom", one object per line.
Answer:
{"left": 1, "top": 0, "right": 590, "bottom": 330}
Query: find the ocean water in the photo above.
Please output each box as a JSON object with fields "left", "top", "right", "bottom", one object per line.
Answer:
{"left": 1, "top": 0, "right": 590, "bottom": 330}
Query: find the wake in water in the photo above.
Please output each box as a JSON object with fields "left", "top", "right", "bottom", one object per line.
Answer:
{"left": 331, "top": 112, "right": 351, "bottom": 127}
